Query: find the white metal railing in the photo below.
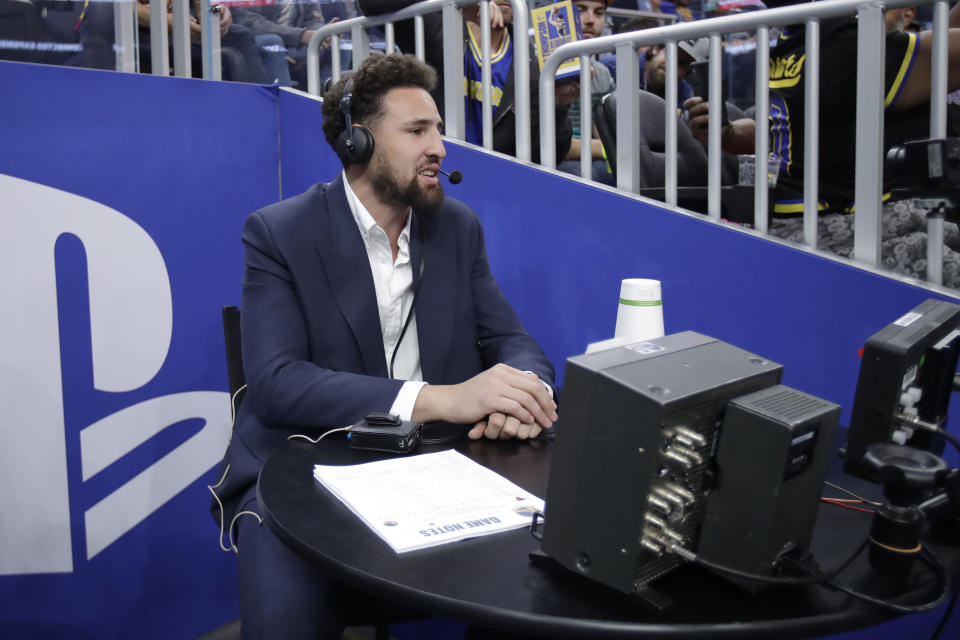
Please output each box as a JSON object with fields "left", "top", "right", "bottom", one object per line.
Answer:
{"left": 172, "top": 0, "right": 192, "bottom": 77}
{"left": 304, "top": 0, "right": 532, "bottom": 161}
{"left": 114, "top": 1, "right": 137, "bottom": 73}
{"left": 149, "top": 0, "right": 170, "bottom": 75}
{"left": 538, "top": 0, "right": 952, "bottom": 284}
{"left": 140, "top": 0, "right": 222, "bottom": 79}
{"left": 605, "top": 8, "right": 678, "bottom": 24}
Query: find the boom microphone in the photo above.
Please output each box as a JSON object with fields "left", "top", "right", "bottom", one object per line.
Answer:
{"left": 439, "top": 168, "right": 463, "bottom": 185}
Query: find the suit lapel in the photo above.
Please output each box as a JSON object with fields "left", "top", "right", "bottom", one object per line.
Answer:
{"left": 412, "top": 209, "right": 456, "bottom": 383}
{"left": 315, "top": 176, "right": 388, "bottom": 377}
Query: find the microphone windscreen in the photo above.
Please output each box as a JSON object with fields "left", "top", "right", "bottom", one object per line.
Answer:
{"left": 449, "top": 170, "right": 463, "bottom": 185}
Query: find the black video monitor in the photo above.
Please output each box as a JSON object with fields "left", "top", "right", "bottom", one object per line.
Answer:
{"left": 844, "top": 299, "right": 960, "bottom": 475}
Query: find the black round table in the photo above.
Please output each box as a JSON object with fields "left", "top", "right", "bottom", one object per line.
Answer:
{"left": 257, "top": 435, "right": 957, "bottom": 639}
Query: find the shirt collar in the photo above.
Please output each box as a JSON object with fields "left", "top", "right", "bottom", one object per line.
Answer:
{"left": 342, "top": 171, "right": 413, "bottom": 259}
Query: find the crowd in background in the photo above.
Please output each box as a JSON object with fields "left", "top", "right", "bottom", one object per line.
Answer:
{"left": 3, "top": 0, "right": 960, "bottom": 285}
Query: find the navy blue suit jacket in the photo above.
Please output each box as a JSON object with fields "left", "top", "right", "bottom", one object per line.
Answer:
{"left": 213, "top": 176, "right": 555, "bottom": 522}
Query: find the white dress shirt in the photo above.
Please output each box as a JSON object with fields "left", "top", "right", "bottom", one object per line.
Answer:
{"left": 342, "top": 173, "right": 427, "bottom": 420}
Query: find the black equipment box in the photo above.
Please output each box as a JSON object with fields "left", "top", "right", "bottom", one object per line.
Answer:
{"left": 349, "top": 413, "right": 422, "bottom": 454}
{"left": 845, "top": 298, "right": 960, "bottom": 474}
{"left": 539, "top": 331, "right": 783, "bottom": 594}
{"left": 697, "top": 384, "right": 840, "bottom": 591}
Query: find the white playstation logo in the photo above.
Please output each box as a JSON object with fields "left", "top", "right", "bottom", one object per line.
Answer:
{"left": 0, "top": 174, "right": 230, "bottom": 575}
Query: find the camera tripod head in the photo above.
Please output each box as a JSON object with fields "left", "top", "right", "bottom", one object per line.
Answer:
{"left": 860, "top": 443, "right": 950, "bottom": 578}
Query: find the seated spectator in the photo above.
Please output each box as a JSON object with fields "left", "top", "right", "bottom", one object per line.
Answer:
{"left": 659, "top": 0, "right": 697, "bottom": 22}
{"left": 685, "top": 1, "right": 960, "bottom": 286}
{"left": 557, "top": 0, "right": 616, "bottom": 184}
{"left": 642, "top": 37, "right": 705, "bottom": 103}
{"left": 361, "top": 0, "right": 573, "bottom": 165}
{"left": 232, "top": 1, "right": 342, "bottom": 87}
{"left": 358, "top": 0, "right": 444, "bottom": 100}
{"left": 598, "top": 15, "right": 664, "bottom": 78}
{"left": 886, "top": 5, "right": 916, "bottom": 33}
{"left": 136, "top": 0, "right": 270, "bottom": 83}
{"left": 597, "top": 22, "right": 703, "bottom": 103}
{"left": 0, "top": 0, "right": 71, "bottom": 65}
{"left": 36, "top": 0, "right": 115, "bottom": 69}
{"left": 461, "top": 0, "right": 573, "bottom": 163}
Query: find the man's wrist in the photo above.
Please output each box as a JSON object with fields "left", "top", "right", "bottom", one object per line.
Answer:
{"left": 721, "top": 122, "right": 735, "bottom": 146}
{"left": 390, "top": 381, "right": 428, "bottom": 421}
{"left": 411, "top": 383, "right": 449, "bottom": 424}
{"left": 524, "top": 370, "right": 554, "bottom": 399}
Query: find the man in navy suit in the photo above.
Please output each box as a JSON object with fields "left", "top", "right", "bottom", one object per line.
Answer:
{"left": 211, "top": 53, "right": 557, "bottom": 639}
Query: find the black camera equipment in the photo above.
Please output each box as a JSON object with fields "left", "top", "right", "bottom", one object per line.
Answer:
{"left": 885, "top": 137, "right": 960, "bottom": 223}
{"left": 860, "top": 443, "right": 954, "bottom": 579}
{"left": 844, "top": 299, "right": 960, "bottom": 476}
{"left": 349, "top": 412, "right": 422, "bottom": 454}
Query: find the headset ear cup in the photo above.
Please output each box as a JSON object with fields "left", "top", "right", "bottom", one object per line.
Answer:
{"left": 349, "top": 126, "right": 375, "bottom": 165}
{"left": 336, "top": 126, "right": 375, "bottom": 165}
{"left": 335, "top": 129, "right": 352, "bottom": 165}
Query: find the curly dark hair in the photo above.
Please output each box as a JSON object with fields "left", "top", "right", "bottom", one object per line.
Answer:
{"left": 321, "top": 54, "right": 438, "bottom": 152}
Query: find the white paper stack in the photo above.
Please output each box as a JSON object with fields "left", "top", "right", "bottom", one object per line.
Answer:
{"left": 313, "top": 450, "right": 544, "bottom": 553}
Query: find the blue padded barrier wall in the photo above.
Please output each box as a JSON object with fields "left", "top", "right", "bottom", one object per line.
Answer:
{"left": 1, "top": 65, "right": 957, "bottom": 639}
{"left": 278, "top": 88, "right": 337, "bottom": 198}
{"left": 0, "top": 62, "right": 280, "bottom": 638}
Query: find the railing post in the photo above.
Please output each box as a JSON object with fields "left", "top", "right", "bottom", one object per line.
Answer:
{"left": 580, "top": 56, "right": 593, "bottom": 179}
{"left": 113, "top": 1, "right": 136, "bottom": 73}
{"left": 149, "top": 0, "right": 170, "bottom": 76}
{"left": 201, "top": 1, "right": 222, "bottom": 81}
{"left": 415, "top": 16, "right": 426, "bottom": 61}
{"left": 331, "top": 36, "right": 342, "bottom": 85}
{"left": 663, "top": 41, "right": 678, "bottom": 204}
{"left": 539, "top": 58, "right": 557, "bottom": 169}
{"left": 442, "top": 1, "right": 465, "bottom": 140}
{"left": 930, "top": 0, "right": 949, "bottom": 139}
{"left": 386, "top": 22, "right": 395, "bottom": 54}
{"left": 852, "top": 3, "right": 884, "bottom": 266}
{"left": 351, "top": 23, "right": 371, "bottom": 70}
{"left": 927, "top": 0, "right": 950, "bottom": 285}
{"left": 171, "top": 0, "right": 192, "bottom": 78}
{"left": 511, "top": 0, "right": 531, "bottom": 162}
{"left": 616, "top": 42, "right": 641, "bottom": 193}
{"left": 481, "top": 1, "right": 493, "bottom": 150}
{"left": 754, "top": 25, "right": 770, "bottom": 233}
{"left": 802, "top": 18, "right": 820, "bottom": 248}
{"left": 707, "top": 33, "right": 722, "bottom": 219}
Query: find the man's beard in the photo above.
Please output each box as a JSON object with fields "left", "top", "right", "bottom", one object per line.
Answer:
{"left": 368, "top": 151, "right": 444, "bottom": 214}
{"left": 648, "top": 71, "right": 665, "bottom": 98}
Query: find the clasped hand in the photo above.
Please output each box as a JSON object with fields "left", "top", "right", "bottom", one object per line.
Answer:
{"left": 413, "top": 363, "right": 557, "bottom": 441}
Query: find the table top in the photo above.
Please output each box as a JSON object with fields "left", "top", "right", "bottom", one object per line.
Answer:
{"left": 257, "top": 432, "right": 958, "bottom": 639}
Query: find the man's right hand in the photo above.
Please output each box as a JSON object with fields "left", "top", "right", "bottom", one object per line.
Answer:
{"left": 412, "top": 363, "right": 557, "bottom": 429}
{"left": 462, "top": 1, "right": 505, "bottom": 29}
{"left": 303, "top": 17, "right": 340, "bottom": 47}
{"left": 188, "top": 16, "right": 203, "bottom": 40}
{"left": 555, "top": 80, "right": 579, "bottom": 108}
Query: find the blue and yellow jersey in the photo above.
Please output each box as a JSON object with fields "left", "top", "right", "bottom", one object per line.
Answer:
{"left": 660, "top": 1, "right": 697, "bottom": 22}
{"left": 463, "top": 26, "right": 513, "bottom": 146}
{"left": 767, "top": 19, "right": 918, "bottom": 215}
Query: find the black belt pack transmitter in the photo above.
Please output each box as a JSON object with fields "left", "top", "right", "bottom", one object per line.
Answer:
{"left": 349, "top": 412, "right": 422, "bottom": 454}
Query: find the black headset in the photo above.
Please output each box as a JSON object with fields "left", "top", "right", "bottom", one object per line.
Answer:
{"left": 335, "top": 76, "right": 375, "bottom": 165}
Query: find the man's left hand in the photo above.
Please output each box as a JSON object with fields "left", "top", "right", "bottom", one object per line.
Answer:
{"left": 468, "top": 411, "right": 545, "bottom": 440}
{"left": 463, "top": 1, "right": 504, "bottom": 29}
{"left": 218, "top": 5, "right": 232, "bottom": 37}
{"left": 555, "top": 80, "right": 579, "bottom": 108}
{"left": 684, "top": 96, "right": 710, "bottom": 142}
